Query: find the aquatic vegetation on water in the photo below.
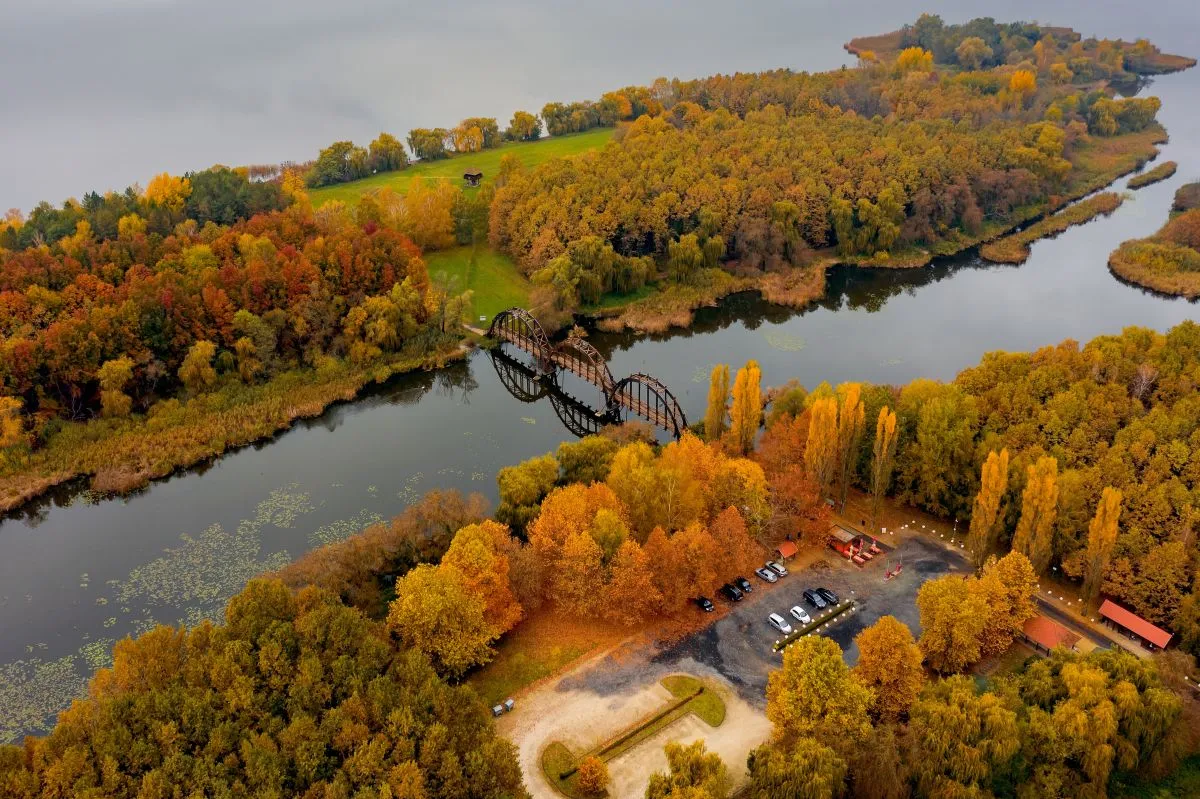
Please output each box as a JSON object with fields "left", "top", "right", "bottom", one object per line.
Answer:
{"left": 763, "top": 331, "right": 807, "bottom": 352}
{"left": 0, "top": 656, "right": 87, "bottom": 744}
{"left": 309, "top": 508, "right": 385, "bottom": 547}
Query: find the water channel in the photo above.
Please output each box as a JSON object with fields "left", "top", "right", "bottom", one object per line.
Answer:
{"left": 2, "top": 43, "right": 1198, "bottom": 747}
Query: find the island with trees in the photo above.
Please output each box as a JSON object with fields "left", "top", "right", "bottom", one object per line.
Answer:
{"left": 1109, "top": 181, "right": 1200, "bottom": 297}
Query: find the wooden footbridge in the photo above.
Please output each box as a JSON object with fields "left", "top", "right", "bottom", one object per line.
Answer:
{"left": 486, "top": 307, "right": 689, "bottom": 438}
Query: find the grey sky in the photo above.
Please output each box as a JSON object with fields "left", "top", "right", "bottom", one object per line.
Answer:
{"left": 2, "top": 0, "right": 1197, "bottom": 212}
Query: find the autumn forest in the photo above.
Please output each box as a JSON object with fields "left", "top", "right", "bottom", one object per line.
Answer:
{"left": 2, "top": 11, "right": 1200, "bottom": 799}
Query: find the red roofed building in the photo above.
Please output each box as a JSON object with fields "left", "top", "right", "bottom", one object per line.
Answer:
{"left": 1099, "top": 599, "right": 1173, "bottom": 650}
{"left": 1021, "top": 615, "right": 1081, "bottom": 654}
{"left": 775, "top": 541, "right": 798, "bottom": 561}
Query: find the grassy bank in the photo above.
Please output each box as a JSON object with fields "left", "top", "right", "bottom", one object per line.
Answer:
{"left": 980, "top": 192, "right": 1126, "bottom": 264}
{"left": 310, "top": 129, "right": 614, "bottom": 207}
{"left": 0, "top": 344, "right": 467, "bottom": 513}
{"left": 1127, "top": 160, "right": 1178, "bottom": 190}
{"left": 425, "top": 245, "right": 532, "bottom": 323}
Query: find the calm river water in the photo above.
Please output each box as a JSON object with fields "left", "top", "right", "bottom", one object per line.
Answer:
{"left": 2, "top": 4, "right": 1199, "bottom": 743}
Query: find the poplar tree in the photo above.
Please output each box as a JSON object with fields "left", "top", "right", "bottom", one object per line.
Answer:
{"left": 729, "top": 359, "right": 762, "bottom": 455}
{"left": 1083, "top": 487, "right": 1122, "bottom": 609}
{"left": 869, "top": 406, "right": 898, "bottom": 532}
{"left": 1012, "top": 456, "right": 1059, "bottom": 575}
{"left": 966, "top": 449, "right": 1010, "bottom": 568}
{"left": 804, "top": 397, "right": 838, "bottom": 499}
{"left": 834, "top": 383, "right": 866, "bottom": 509}
{"left": 703, "top": 363, "right": 730, "bottom": 443}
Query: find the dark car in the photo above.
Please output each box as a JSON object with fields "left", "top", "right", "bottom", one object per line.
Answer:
{"left": 803, "top": 588, "right": 828, "bottom": 609}
{"left": 817, "top": 587, "right": 840, "bottom": 606}
{"left": 734, "top": 576, "right": 753, "bottom": 593}
{"left": 695, "top": 596, "right": 715, "bottom": 612}
{"left": 719, "top": 583, "right": 744, "bottom": 602}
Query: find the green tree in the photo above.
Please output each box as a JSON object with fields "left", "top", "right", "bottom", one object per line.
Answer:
{"left": 704, "top": 364, "right": 731, "bottom": 443}
{"left": 177, "top": 340, "right": 217, "bottom": 394}
{"left": 496, "top": 453, "right": 559, "bottom": 532}
{"left": 746, "top": 739, "right": 846, "bottom": 799}
{"left": 966, "top": 448, "right": 1009, "bottom": 568}
{"left": 645, "top": 740, "right": 730, "bottom": 799}
{"left": 1012, "top": 455, "right": 1059, "bottom": 575}
{"left": 729, "top": 360, "right": 762, "bottom": 455}
{"left": 368, "top": 131, "right": 409, "bottom": 172}
{"left": 97, "top": 356, "right": 134, "bottom": 418}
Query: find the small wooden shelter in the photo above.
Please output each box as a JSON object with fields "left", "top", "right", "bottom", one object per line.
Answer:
{"left": 1021, "top": 615, "right": 1081, "bottom": 654}
{"left": 463, "top": 168, "right": 483, "bottom": 187}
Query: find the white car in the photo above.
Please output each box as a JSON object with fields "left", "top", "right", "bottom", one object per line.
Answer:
{"left": 768, "top": 613, "right": 793, "bottom": 634}
{"left": 788, "top": 605, "right": 811, "bottom": 625}
{"left": 755, "top": 567, "right": 778, "bottom": 583}
{"left": 766, "top": 560, "right": 789, "bottom": 577}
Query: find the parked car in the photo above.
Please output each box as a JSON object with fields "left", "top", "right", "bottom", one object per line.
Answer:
{"left": 734, "top": 576, "right": 753, "bottom": 593}
{"left": 788, "top": 605, "right": 812, "bottom": 625}
{"left": 695, "top": 596, "right": 715, "bottom": 612}
{"left": 817, "top": 587, "right": 840, "bottom": 605}
{"left": 766, "top": 560, "right": 789, "bottom": 577}
{"left": 719, "top": 583, "right": 744, "bottom": 602}
{"left": 755, "top": 567, "right": 778, "bottom": 583}
{"left": 768, "top": 613, "right": 793, "bottom": 634}
{"left": 803, "top": 588, "right": 827, "bottom": 609}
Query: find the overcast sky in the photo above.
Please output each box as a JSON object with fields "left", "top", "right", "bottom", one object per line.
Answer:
{"left": 2, "top": 0, "right": 1197, "bottom": 212}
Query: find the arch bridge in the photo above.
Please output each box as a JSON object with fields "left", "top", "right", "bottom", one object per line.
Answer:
{"left": 487, "top": 308, "right": 689, "bottom": 438}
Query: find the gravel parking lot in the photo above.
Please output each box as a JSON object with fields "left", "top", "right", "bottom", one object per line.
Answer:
{"left": 656, "top": 535, "right": 971, "bottom": 705}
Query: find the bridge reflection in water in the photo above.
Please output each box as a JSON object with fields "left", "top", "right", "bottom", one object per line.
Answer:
{"left": 486, "top": 307, "right": 689, "bottom": 439}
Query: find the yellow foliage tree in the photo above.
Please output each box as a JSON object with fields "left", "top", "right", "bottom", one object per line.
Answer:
{"left": 1012, "top": 455, "right": 1059, "bottom": 575}
{"left": 1009, "top": 69, "right": 1038, "bottom": 107}
{"left": 117, "top": 213, "right": 147, "bottom": 239}
{"left": 1083, "top": 487, "right": 1122, "bottom": 609}
{"left": 966, "top": 448, "right": 1009, "bottom": 568}
{"left": 896, "top": 47, "right": 934, "bottom": 73}
{"left": 386, "top": 564, "right": 496, "bottom": 677}
{"left": 97, "top": 357, "right": 135, "bottom": 418}
{"left": 144, "top": 172, "right": 192, "bottom": 211}
{"left": 576, "top": 756, "right": 609, "bottom": 796}
{"left": 851, "top": 615, "right": 925, "bottom": 721}
{"left": 974, "top": 551, "right": 1038, "bottom": 657}
{"left": 804, "top": 397, "right": 838, "bottom": 498}
{"left": 704, "top": 363, "right": 730, "bottom": 443}
{"left": 440, "top": 520, "right": 522, "bottom": 635}
{"left": 835, "top": 383, "right": 866, "bottom": 509}
{"left": 916, "top": 574, "right": 988, "bottom": 673}
{"left": 869, "top": 406, "right": 898, "bottom": 533}
{"left": 767, "top": 636, "right": 873, "bottom": 750}
{"left": 0, "top": 396, "right": 25, "bottom": 450}
{"left": 178, "top": 340, "right": 217, "bottom": 394}
{"left": 729, "top": 360, "right": 762, "bottom": 455}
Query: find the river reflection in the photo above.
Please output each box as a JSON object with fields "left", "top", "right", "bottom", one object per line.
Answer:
{"left": 3, "top": 48, "right": 1200, "bottom": 747}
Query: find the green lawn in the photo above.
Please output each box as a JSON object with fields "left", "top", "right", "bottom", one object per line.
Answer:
{"left": 309, "top": 128, "right": 614, "bottom": 207}
{"left": 423, "top": 245, "right": 531, "bottom": 325}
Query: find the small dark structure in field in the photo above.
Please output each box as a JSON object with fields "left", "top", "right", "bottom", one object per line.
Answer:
{"left": 463, "top": 168, "right": 483, "bottom": 187}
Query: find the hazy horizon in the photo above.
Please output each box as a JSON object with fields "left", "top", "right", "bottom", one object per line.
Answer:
{"left": 2, "top": 0, "right": 1197, "bottom": 212}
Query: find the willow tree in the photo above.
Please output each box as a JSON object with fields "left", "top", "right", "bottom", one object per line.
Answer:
{"left": 704, "top": 363, "right": 730, "bottom": 443}
{"left": 729, "top": 360, "right": 762, "bottom": 455}
{"left": 834, "top": 383, "right": 866, "bottom": 509}
{"left": 1011, "top": 456, "right": 1059, "bottom": 575}
{"left": 869, "top": 406, "right": 898, "bottom": 532}
{"left": 966, "top": 449, "right": 1010, "bottom": 568}
{"left": 805, "top": 397, "right": 838, "bottom": 499}
{"left": 1083, "top": 487, "right": 1123, "bottom": 609}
